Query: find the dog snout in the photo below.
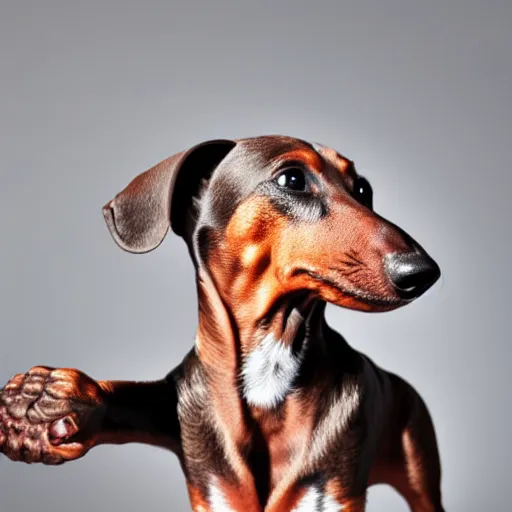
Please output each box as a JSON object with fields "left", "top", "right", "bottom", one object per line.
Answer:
{"left": 384, "top": 251, "right": 440, "bottom": 300}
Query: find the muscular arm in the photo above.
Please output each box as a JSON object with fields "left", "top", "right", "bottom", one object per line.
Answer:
{"left": 97, "top": 374, "right": 181, "bottom": 451}
{"left": 0, "top": 366, "right": 181, "bottom": 465}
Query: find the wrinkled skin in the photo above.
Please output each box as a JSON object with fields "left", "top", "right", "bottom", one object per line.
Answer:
{"left": 0, "top": 366, "right": 104, "bottom": 465}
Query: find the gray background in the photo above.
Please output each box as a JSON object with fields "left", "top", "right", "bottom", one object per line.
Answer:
{"left": 0, "top": 1, "right": 510, "bottom": 510}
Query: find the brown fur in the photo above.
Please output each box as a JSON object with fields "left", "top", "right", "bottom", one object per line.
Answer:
{"left": 0, "top": 136, "right": 444, "bottom": 511}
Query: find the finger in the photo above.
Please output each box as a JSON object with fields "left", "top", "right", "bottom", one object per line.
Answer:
{"left": 44, "top": 377, "right": 79, "bottom": 400}
{"left": 6, "top": 396, "right": 32, "bottom": 420}
{"left": 21, "top": 376, "right": 45, "bottom": 399}
{"left": 24, "top": 394, "right": 72, "bottom": 424}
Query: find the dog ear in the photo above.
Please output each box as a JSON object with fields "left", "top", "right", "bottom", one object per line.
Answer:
{"left": 103, "top": 139, "right": 236, "bottom": 253}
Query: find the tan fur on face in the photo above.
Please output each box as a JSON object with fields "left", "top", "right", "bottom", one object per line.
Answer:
{"left": 211, "top": 195, "right": 287, "bottom": 342}
{"left": 212, "top": 191, "right": 406, "bottom": 341}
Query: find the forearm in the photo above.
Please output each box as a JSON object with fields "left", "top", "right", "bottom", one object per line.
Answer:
{"left": 0, "top": 367, "right": 182, "bottom": 465}
{"left": 97, "top": 378, "right": 181, "bottom": 452}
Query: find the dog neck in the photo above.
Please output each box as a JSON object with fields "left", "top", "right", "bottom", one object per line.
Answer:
{"left": 194, "top": 267, "right": 327, "bottom": 410}
{"left": 239, "top": 297, "right": 323, "bottom": 409}
{"left": 193, "top": 267, "right": 344, "bottom": 500}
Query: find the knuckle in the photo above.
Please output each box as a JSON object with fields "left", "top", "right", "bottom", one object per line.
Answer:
{"left": 28, "top": 366, "right": 53, "bottom": 376}
{"left": 5, "top": 374, "right": 23, "bottom": 390}
{"left": 21, "top": 381, "right": 44, "bottom": 398}
{"left": 44, "top": 379, "right": 75, "bottom": 400}
{"left": 48, "top": 368, "right": 72, "bottom": 381}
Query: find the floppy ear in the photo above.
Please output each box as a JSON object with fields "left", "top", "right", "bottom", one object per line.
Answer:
{"left": 102, "top": 139, "right": 236, "bottom": 254}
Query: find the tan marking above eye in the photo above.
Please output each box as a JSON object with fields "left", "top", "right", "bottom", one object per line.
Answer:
{"left": 274, "top": 148, "right": 324, "bottom": 174}
{"left": 314, "top": 145, "right": 354, "bottom": 178}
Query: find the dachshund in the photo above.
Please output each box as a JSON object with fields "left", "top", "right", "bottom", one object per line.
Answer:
{"left": 0, "top": 136, "right": 444, "bottom": 511}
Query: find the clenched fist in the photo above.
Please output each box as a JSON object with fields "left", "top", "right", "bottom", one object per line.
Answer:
{"left": 0, "top": 366, "right": 105, "bottom": 465}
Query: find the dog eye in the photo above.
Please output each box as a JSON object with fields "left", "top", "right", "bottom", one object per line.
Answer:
{"left": 353, "top": 176, "right": 373, "bottom": 209}
{"left": 275, "top": 168, "right": 307, "bottom": 192}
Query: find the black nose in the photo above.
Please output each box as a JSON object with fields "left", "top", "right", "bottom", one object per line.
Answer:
{"left": 385, "top": 252, "right": 441, "bottom": 300}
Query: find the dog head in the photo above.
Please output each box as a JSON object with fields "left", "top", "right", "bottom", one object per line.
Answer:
{"left": 104, "top": 136, "right": 440, "bottom": 314}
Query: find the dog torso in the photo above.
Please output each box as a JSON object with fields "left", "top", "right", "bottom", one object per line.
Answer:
{"left": 170, "top": 325, "right": 416, "bottom": 512}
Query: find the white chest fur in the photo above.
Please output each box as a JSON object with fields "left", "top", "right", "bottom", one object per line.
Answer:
{"left": 241, "top": 333, "right": 305, "bottom": 409}
{"left": 292, "top": 487, "right": 344, "bottom": 512}
{"left": 208, "top": 479, "right": 236, "bottom": 512}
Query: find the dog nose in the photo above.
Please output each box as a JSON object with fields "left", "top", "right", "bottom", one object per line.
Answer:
{"left": 385, "top": 252, "right": 441, "bottom": 299}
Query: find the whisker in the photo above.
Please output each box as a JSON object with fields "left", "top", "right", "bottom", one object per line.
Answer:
{"left": 339, "top": 268, "right": 363, "bottom": 277}
{"left": 346, "top": 250, "right": 365, "bottom": 266}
